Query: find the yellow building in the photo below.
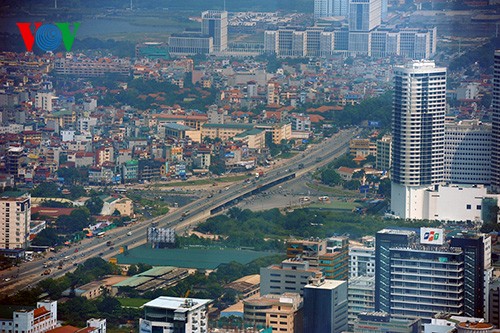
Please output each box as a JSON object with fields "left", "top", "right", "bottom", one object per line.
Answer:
{"left": 170, "top": 146, "right": 183, "bottom": 161}
{"left": 349, "top": 138, "right": 376, "bottom": 158}
{"left": 201, "top": 123, "right": 254, "bottom": 141}
{"left": 45, "top": 109, "right": 76, "bottom": 129}
{"left": 153, "top": 114, "right": 208, "bottom": 131}
{"left": 96, "top": 146, "right": 114, "bottom": 166}
{"left": 0, "top": 192, "right": 30, "bottom": 249}
{"left": 255, "top": 122, "right": 292, "bottom": 144}
{"left": 164, "top": 123, "right": 201, "bottom": 142}
{"left": 243, "top": 293, "right": 303, "bottom": 333}
{"left": 234, "top": 129, "right": 266, "bottom": 149}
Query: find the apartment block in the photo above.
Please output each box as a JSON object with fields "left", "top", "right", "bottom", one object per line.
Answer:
{"left": 260, "top": 258, "right": 324, "bottom": 296}
{"left": 0, "top": 191, "right": 31, "bottom": 249}
{"left": 243, "top": 293, "right": 303, "bottom": 333}
{"left": 0, "top": 300, "right": 58, "bottom": 333}
{"left": 141, "top": 297, "right": 210, "bottom": 333}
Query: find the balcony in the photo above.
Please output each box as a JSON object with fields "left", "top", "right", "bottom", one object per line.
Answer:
{"left": 391, "top": 290, "right": 463, "bottom": 301}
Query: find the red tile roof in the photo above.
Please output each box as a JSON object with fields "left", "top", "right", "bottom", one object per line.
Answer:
{"left": 34, "top": 306, "right": 50, "bottom": 318}
{"left": 309, "top": 114, "right": 325, "bottom": 123}
{"left": 46, "top": 326, "right": 80, "bottom": 333}
{"left": 31, "top": 207, "right": 76, "bottom": 218}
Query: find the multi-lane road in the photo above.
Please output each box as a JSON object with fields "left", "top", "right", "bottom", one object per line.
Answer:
{"left": 0, "top": 128, "right": 360, "bottom": 294}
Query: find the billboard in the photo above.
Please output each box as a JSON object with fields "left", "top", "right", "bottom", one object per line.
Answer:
{"left": 420, "top": 227, "right": 444, "bottom": 245}
{"left": 484, "top": 235, "right": 492, "bottom": 269}
{"left": 139, "top": 319, "right": 152, "bottom": 333}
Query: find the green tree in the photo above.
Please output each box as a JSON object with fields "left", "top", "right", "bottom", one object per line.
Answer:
{"left": 320, "top": 169, "right": 343, "bottom": 186}
{"left": 127, "top": 265, "right": 138, "bottom": 276}
{"left": 57, "top": 167, "right": 88, "bottom": 185}
{"left": 352, "top": 170, "right": 365, "bottom": 179}
{"left": 378, "top": 178, "right": 391, "bottom": 198}
{"left": 331, "top": 154, "right": 358, "bottom": 168}
{"left": 57, "top": 208, "right": 91, "bottom": 233}
{"left": 209, "top": 155, "right": 226, "bottom": 175}
{"left": 85, "top": 196, "right": 104, "bottom": 215}
{"left": 31, "top": 228, "right": 62, "bottom": 246}
{"left": 38, "top": 277, "right": 71, "bottom": 299}
{"left": 68, "top": 185, "right": 87, "bottom": 200}
{"left": 97, "top": 296, "right": 122, "bottom": 314}
{"left": 31, "top": 182, "right": 61, "bottom": 197}
{"left": 343, "top": 180, "right": 361, "bottom": 190}
{"left": 137, "top": 263, "right": 153, "bottom": 273}
{"left": 58, "top": 297, "right": 98, "bottom": 326}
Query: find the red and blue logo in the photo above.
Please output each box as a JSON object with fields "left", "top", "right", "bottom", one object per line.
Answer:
{"left": 423, "top": 230, "right": 439, "bottom": 242}
{"left": 16, "top": 22, "right": 80, "bottom": 52}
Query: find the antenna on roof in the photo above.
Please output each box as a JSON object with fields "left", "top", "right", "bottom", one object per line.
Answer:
{"left": 223, "top": 0, "right": 226, "bottom": 11}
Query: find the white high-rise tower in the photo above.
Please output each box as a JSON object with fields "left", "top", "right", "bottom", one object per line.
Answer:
{"left": 491, "top": 50, "right": 500, "bottom": 192}
{"left": 390, "top": 60, "right": 447, "bottom": 219}
{"left": 349, "top": 0, "right": 381, "bottom": 32}
{"left": 314, "top": 0, "right": 349, "bottom": 18}
{"left": 201, "top": 10, "right": 228, "bottom": 52}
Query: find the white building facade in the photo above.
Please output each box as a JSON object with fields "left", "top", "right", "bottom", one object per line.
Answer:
{"left": 140, "top": 297, "right": 210, "bottom": 333}
{"left": 260, "top": 258, "right": 324, "bottom": 296}
{"left": 444, "top": 120, "right": 491, "bottom": 185}
{"left": 347, "top": 276, "right": 375, "bottom": 329}
{"left": 349, "top": 245, "right": 375, "bottom": 278}
{"left": 391, "top": 61, "right": 447, "bottom": 219}
{"left": 0, "top": 301, "right": 58, "bottom": 333}
{"left": 201, "top": 10, "right": 228, "bottom": 52}
{"left": 490, "top": 49, "right": 500, "bottom": 192}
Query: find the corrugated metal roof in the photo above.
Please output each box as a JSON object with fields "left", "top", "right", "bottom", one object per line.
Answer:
{"left": 113, "top": 276, "right": 153, "bottom": 288}
{"left": 138, "top": 266, "right": 176, "bottom": 277}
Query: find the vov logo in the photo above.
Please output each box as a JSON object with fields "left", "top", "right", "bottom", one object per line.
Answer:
{"left": 423, "top": 230, "right": 439, "bottom": 242}
{"left": 16, "top": 22, "right": 81, "bottom": 52}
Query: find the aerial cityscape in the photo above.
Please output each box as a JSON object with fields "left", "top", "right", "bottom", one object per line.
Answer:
{"left": 0, "top": 0, "right": 500, "bottom": 332}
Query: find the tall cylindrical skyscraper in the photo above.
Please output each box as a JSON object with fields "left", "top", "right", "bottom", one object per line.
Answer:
{"left": 491, "top": 50, "right": 500, "bottom": 192}
{"left": 391, "top": 60, "right": 447, "bottom": 219}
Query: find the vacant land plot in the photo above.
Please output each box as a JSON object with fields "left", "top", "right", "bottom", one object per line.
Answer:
{"left": 115, "top": 246, "right": 277, "bottom": 269}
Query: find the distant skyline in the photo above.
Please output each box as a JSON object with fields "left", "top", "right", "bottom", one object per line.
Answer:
{"left": 0, "top": 0, "right": 314, "bottom": 12}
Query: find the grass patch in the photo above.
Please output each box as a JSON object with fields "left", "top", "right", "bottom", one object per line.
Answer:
{"left": 150, "top": 175, "right": 250, "bottom": 187}
{"left": 153, "top": 206, "right": 170, "bottom": 217}
{"left": 126, "top": 193, "right": 170, "bottom": 216}
{"left": 217, "top": 175, "right": 250, "bottom": 182}
{"left": 309, "top": 200, "right": 361, "bottom": 211}
{"left": 279, "top": 152, "right": 298, "bottom": 159}
{"left": 115, "top": 246, "right": 277, "bottom": 269}
{"left": 306, "top": 183, "right": 363, "bottom": 198}
{"left": 161, "top": 179, "right": 214, "bottom": 187}
{"left": 118, "top": 298, "right": 151, "bottom": 308}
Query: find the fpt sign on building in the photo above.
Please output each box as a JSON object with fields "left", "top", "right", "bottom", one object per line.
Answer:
{"left": 16, "top": 22, "right": 80, "bottom": 52}
{"left": 420, "top": 227, "right": 444, "bottom": 245}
